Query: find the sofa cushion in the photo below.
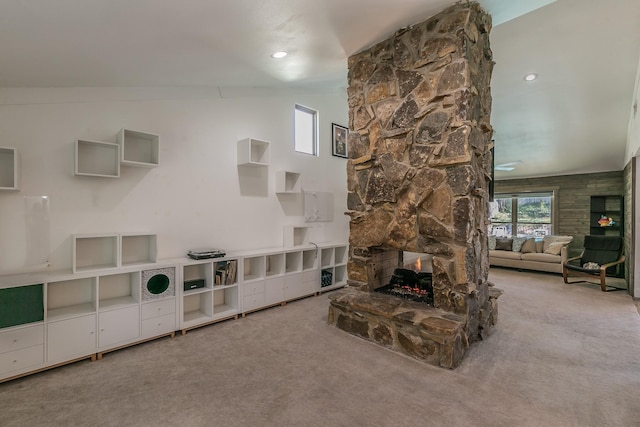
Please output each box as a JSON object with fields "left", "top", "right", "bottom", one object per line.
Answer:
{"left": 489, "top": 250, "right": 523, "bottom": 260}
{"left": 488, "top": 235, "right": 496, "bottom": 250}
{"left": 495, "top": 238, "right": 513, "bottom": 251}
{"left": 521, "top": 238, "right": 536, "bottom": 253}
{"left": 521, "top": 252, "right": 561, "bottom": 263}
{"left": 544, "top": 241, "right": 566, "bottom": 255}
{"left": 543, "top": 235, "right": 573, "bottom": 252}
{"left": 512, "top": 237, "right": 527, "bottom": 252}
{"left": 535, "top": 240, "right": 544, "bottom": 253}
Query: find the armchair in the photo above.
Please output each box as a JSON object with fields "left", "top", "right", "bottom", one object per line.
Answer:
{"left": 562, "top": 235, "right": 625, "bottom": 292}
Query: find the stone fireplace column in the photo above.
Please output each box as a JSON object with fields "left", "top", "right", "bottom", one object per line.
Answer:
{"left": 344, "top": 2, "right": 496, "bottom": 343}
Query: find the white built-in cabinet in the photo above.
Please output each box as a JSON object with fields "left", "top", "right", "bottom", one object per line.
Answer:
{"left": 0, "top": 242, "right": 348, "bottom": 382}
{"left": 180, "top": 257, "right": 240, "bottom": 334}
{"left": 0, "top": 147, "right": 20, "bottom": 190}
{"left": 320, "top": 244, "right": 348, "bottom": 291}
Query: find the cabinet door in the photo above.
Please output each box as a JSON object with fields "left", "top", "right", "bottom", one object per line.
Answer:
{"left": 242, "top": 293, "right": 265, "bottom": 312}
{"left": 98, "top": 306, "right": 140, "bottom": 348}
{"left": 47, "top": 314, "right": 96, "bottom": 362}
{"left": 264, "top": 277, "right": 284, "bottom": 306}
{"left": 284, "top": 273, "right": 306, "bottom": 300}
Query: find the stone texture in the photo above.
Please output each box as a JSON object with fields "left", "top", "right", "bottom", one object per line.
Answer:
{"left": 339, "top": 1, "right": 499, "bottom": 368}
{"left": 327, "top": 289, "right": 479, "bottom": 368}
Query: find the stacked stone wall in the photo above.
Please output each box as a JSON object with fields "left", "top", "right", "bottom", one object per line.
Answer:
{"left": 345, "top": 2, "right": 495, "bottom": 342}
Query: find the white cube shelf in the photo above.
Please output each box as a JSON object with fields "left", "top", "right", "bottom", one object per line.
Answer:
{"left": 266, "top": 253, "right": 285, "bottom": 277}
{"left": 120, "top": 234, "right": 157, "bottom": 266}
{"left": 98, "top": 272, "right": 141, "bottom": 310}
{"left": 74, "top": 140, "right": 120, "bottom": 178}
{"left": 275, "top": 171, "right": 301, "bottom": 193}
{"left": 284, "top": 226, "right": 309, "bottom": 247}
{"left": 0, "top": 147, "right": 19, "bottom": 190}
{"left": 47, "top": 277, "right": 97, "bottom": 321}
{"left": 117, "top": 128, "right": 159, "bottom": 168}
{"left": 237, "top": 138, "right": 270, "bottom": 167}
{"left": 73, "top": 234, "right": 119, "bottom": 273}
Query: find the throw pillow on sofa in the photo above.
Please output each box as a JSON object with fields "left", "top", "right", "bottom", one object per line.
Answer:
{"left": 520, "top": 238, "right": 536, "bottom": 253}
{"left": 544, "top": 241, "right": 567, "bottom": 255}
{"left": 543, "top": 235, "right": 573, "bottom": 252}
{"left": 512, "top": 236, "right": 527, "bottom": 252}
{"left": 495, "top": 238, "right": 513, "bottom": 251}
{"left": 488, "top": 235, "right": 496, "bottom": 250}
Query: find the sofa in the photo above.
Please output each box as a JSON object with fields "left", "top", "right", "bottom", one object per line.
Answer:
{"left": 489, "top": 235, "right": 573, "bottom": 274}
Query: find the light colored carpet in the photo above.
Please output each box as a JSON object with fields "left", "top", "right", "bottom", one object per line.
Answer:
{"left": 1, "top": 268, "right": 639, "bottom": 427}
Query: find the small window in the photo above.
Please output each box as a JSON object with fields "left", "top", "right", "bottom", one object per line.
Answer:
{"left": 295, "top": 104, "right": 318, "bottom": 156}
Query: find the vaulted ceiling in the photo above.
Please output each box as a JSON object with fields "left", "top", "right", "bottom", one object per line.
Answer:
{"left": 1, "top": 0, "right": 638, "bottom": 179}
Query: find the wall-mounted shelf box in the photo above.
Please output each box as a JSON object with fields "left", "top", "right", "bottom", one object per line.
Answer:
{"left": 237, "top": 138, "right": 270, "bottom": 167}
{"left": 74, "top": 140, "right": 120, "bottom": 178}
{"left": 275, "top": 171, "right": 301, "bottom": 193}
{"left": 0, "top": 147, "right": 20, "bottom": 190}
{"left": 120, "top": 234, "right": 157, "bottom": 266}
{"left": 284, "top": 226, "right": 309, "bottom": 247}
{"left": 117, "top": 129, "right": 159, "bottom": 168}
{"left": 73, "top": 234, "right": 119, "bottom": 273}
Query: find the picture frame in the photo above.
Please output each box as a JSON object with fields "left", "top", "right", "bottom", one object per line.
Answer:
{"left": 332, "top": 123, "right": 348, "bottom": 158}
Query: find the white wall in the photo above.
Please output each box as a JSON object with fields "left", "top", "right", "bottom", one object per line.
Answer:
{"left": 624, "top": 55, "right": 640, "bottom": 298}
{"left": 625, "top": 53, "right": 640, "bottom": 163}
{"left": 0, "top": 88, "right": 349, "bottom": 274}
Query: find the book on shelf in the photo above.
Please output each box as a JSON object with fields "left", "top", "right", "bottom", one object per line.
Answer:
{"left": 215, "top": 260, "right": 237, "bottom": 286}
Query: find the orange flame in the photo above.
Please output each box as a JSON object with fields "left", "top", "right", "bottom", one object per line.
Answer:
{"left": 415, "top": 257, "right": 421, "bottom": 272}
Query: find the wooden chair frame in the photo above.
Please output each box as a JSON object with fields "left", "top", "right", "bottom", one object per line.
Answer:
{"left": 562, "top": 253, "right": 625, "bottom": 292}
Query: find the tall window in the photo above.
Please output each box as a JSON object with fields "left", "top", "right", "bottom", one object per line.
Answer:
{"left": 489, "top": 192, "right": 554, "bottom": 238}
{"left": 294, "top": 104, "right": 318, "bottom": 156}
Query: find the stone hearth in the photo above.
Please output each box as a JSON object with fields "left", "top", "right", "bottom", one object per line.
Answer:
{"left": 328, "top": 1, "right": 501, "bottom": 369}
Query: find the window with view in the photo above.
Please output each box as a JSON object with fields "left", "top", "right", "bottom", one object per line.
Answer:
{"left": 294, "top": 104, "right": 318, "bottom": 156}
{"left": 489, "top": 192, "right": 553, "bottom": 238}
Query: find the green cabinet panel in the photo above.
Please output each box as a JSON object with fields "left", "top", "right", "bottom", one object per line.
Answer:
{"left": 0, "top": 284, "right": 44, "bottom": 329}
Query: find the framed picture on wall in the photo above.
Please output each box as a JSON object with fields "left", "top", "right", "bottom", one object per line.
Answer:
{"left": 332, "top": 123, "right": 348, "bottom": 158}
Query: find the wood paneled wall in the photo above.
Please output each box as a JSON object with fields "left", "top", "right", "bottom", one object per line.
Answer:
{"left": 495, "top": 171, "right": 624, "bottom": 257}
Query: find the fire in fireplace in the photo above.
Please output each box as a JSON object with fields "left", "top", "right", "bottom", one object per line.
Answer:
{"left": 375, "top": 268, "right": 434, "bottom": 305}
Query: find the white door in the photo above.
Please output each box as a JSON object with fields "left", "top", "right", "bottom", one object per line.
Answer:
{"left": 98, "top": 306, "right": 140, "bottom": 348}
{"left": 47, "top": 314, "right": 96, "bottom": 362}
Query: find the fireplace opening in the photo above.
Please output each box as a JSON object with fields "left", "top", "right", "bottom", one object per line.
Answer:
{"left": 375, "top": 268, "right": 434, "bottom": 305}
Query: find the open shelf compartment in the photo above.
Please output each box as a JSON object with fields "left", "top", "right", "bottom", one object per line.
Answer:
{"left": 275, "top": 171, "right": 301, "bottom": 193}
{"left": 182, "top": 291, "right": 213, "bottom": 324}
{"left": 117, "top": 128, "right": 159, "bottom": 167}
{"left": 237, "top": 138, "right": 270, "bottom": 167}
{"left": 47, "top": 277, "right": 97, "bottom": 321}
{"left": 213, "top": 287, "right": 238, "bottom": 318}
{"left": 120, "top": 233, "right": 157, "bottom": 266}
{"left": 73, "top": 234, "right": 119, "bottom": 273}
{"left": 98, "top": 272, "right": 140, "bottom": 311}
{"left": 0, "top": 147, "right": 19, "bottom": 190}
{"left": 74, "top": 139, "right": 120, "bottom": 178}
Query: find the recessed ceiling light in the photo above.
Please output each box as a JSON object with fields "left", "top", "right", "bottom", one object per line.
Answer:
{"left": 524, "top": 73, "right": 538, "bottom": 82}
{"left": 271, "top": 51, "right": 288, "bottom": 59}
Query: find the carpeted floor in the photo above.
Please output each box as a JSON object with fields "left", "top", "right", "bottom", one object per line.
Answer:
{"left": 1, "top": 268, "right": 639, "bottom": 427}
